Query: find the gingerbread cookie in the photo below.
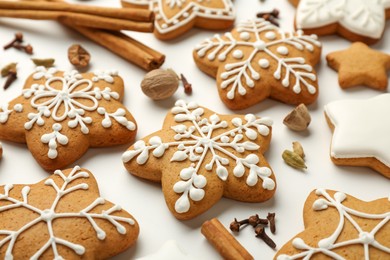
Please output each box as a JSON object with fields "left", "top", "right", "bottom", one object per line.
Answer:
{"left": 326, "top": 42, "right": 390, "bottom": 90}
{"left": 121, "top": 0, "right": 235, "bottom": 40}
{"left": 289, "top": 0, "right": 390, "bottom": 45}
{"left": 275, "top": 189, "right": 390, "bottom": 259}
{"left": 193, "top": 18, "right": 321, "bottom": 110}
{"left": 0, "top": 67, "right": 137, "bottom": 171}
{"left": 122, "top": 100, "right": 276, "bottom": 220}
{"left": 324, "top": 94, "right": 390, "bottom": 178}
{"left": 0, "top": 166, "right": 139, "bottom": 259}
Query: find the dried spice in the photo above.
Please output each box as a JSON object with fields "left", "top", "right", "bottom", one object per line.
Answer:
{"left": 1, "top": 63, "right": 17, "bottom": 77}
{"left": 230, "top": 218, "right": 250, "bottom": 232}
{"left": 292, "top": 141, "right": 305, "bottom": 159}
{"left": 255, "top": 226, "right": 276, "bottom": 249}
{"left": 256, "top": 9, "right": 279, "bottom": 26}
{"left": 68, "top": 44, "right": 90, "bottom": 68}
{"left": 3, "top": 32, "right": 23, "bottom": 50}
{"left": 282, "top": 150, "right": 307, "bottom": 170}
{"left": 141, "top": 69, "right": 179, "bottom": 100}
{"left": 248, "top": 214, "right": 268, "bottom": 227}
{"left": 13, "top": 43, "right": 33, "bottom": 54}
{"left": 180, "top": 73, "right": 192, "bottom": 94}
{"left": 283, "top": 103, "right": 311, "bottom": 131}
{"left": 267, "top": 213, "right": 276, "bottom": 234}
{"left": 32, "top": 58, "right": 55, "bottom": 68}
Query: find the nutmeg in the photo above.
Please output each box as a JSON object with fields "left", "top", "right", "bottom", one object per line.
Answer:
{"left": 141, "top": 69, "right": 179, "bottom": 100}
{"left": 283, "top": 104, "right": 311, "bottom": 131}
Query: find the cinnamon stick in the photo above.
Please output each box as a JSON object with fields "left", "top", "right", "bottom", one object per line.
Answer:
{"left": 0, "top": 9, "right": 153, "bottom": 32}
{"left": 201, "top": 218, "right": 254, "bottom": 260}
{"left": 0, "top": 0, "right": 153, "bottom": 22}
{"left": 62, "top": 21, "right": 165, "bottom": 71}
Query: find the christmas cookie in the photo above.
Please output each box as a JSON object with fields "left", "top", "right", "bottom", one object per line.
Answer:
{"left": 121, "top": 0, "right": 235, "bottom": 40}
{"left": 326, "top": 42, "right": 390, "bottom": 90}
{"left": 324, "top": 94, "right": 390, "bottom": 178}
{"left": 0, "top": 166, "right": 139, "bottom": 259}
{"left": 275, "top": 189, "right": 390, "bottom": 259}
{"left": 122, "top": 100, "right": 276, "bottom": 220}
{"left": 0, "top": 67, "right": 137, "bottom": 171}
{"left": 289, "top": 0, "right": 390, "bottom": 45}
{"left": 193, "top": 18, "right": 321, "bottom": 110}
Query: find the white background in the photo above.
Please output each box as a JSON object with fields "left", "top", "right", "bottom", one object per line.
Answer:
{"left": 0, "top": 0, "right": 389, "bottom": 259}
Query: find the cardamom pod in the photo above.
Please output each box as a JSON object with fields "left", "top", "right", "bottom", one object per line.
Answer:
{"left": 32, "top": 58, "right": 55, "bottom": 67}
{"left": 1, "top": 62, "right": 17, "bottom": 77}
{"left": 292, "top": 141, "right": 305, "bottom": 159}
{"left": 282, "top": 150, "right": 307, "bottom": 170}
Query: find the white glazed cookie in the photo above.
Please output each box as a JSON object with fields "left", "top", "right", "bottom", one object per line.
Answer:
{"left": 122, "top": 100, "right": 276, "bottom": 220}
{"left": 193, "top": 18, "right": 322, "bottom": 110}
{"left": 0, "top": 67, "right": 137, "bottom": 171}
{"left": 121, "top": 0, "right": 235, "bottom": 40}
{"left": 0, "top": 166, "right": 139, "bottom": 259}
{"left": 324, "top": 94, "right": 390, "bottom": 178}
{"left": 276, "top": 189, "right": 390, "bottom": 259}
{"left": 289, "top": 0, "right": 390, "bottom": 44}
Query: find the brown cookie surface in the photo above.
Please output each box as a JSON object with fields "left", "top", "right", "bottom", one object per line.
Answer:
{"left": 289, "top": 0, "right": 390, "bottom": 45}
{"left": 0, "top": 67, "right": 137, "bottom": 171}
{"left": 326, "top": 42, "right": 390, "bottom": 90}
{"left": 122, "top": 100, "right": 276, "bottom": 220}
{"left": 121, "top": 0, "right": 235, "bottom": 40}
{"left": 0, "top": 166, "right": 139, "bottom": 259}
{"left": 275, "top": 189, "right": 390, "bottom": 259}
{"left": 193, "top": 18, "right": 321, "bottom": 110}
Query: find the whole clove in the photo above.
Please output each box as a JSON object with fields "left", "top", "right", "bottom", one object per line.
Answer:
{"left": 12, "top": 43, "right": 33, "bottom": 54}
{"left": 255, "top": 226, "right": 276, "bottom": 249}
{"left": 257, "top": 9, "right": 280, "bottom": 26}
{"left": 180, "top": 73, "right": 192, "bottom": 94}
{"left": 3, "top": 32, "right": 23, "bottom": 50}
{"left": 3, "top": 69, "right": 17, "bottom": 90}
{"left": 230, "top": 218, "right": 249, "bottom": 232}
{"left": 248, "top": 214, "right": 268, "bottom": 227}
{"left": 267, "top": 213, "right": 276, "bottom": 234}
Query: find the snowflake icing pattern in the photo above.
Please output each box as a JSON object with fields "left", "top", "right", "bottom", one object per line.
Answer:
{"left": 0, "top": 166, "right": 135, "bottom": 259}
{"left": 195, "top": 18, "right": 321, "bottom": 100}
{"left": 122, "top": 100, "right": 275, "bottom": 213}
{"left": 0, "top": 67, "right": 136, "bottom": 159}
{"left": 277, "top": 189, "right": 390, "bottom": 260}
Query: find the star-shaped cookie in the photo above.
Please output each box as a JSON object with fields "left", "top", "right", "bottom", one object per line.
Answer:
{"left": 122, "top": 100, "right": 276, "bottom": 220}
{"left": 326, "top": 42, "right": 390, "bottom": 90}
{"left": 0, "top": 67, "right": 137, "bottom": 171}
{"left": 289, "top": 0, "right": 390, "bottom": 44}
{"left": 0, "top": 166, "right": 139, "bottom": 259}
{"left": 275, "top": 189, "right": 390, "bottom": 260}
{"left": 193, "top": 18, "right": 322, "bottom": 110}
{"left": 324, "top": 94, "right": 390, "bottom": 178}
{"left": 121, "top": 0, "right": 235, "bottom": 40}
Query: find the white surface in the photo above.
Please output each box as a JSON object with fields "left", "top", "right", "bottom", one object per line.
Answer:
{"left": 0, "top": 0, "right": 389, "bottom": 259}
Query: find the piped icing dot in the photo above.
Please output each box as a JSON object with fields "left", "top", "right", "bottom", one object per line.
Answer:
{"left": 254, "top": 40, "right": 266, "bottom": 50}
{"left": 161, "top": 23, "right": 168, "bottom": 29}
{"left": 277, "top": 46, "right": 289, "bottom": 55}
{"left": 240, "top": 32, "right": 250, "bottom": 40}
{"left": 232, "top": 50, "right": 244, "bottom": 59}
{"left": 259, "top": 59, "right": 270, "bottom": 68}
{"left": 265, "top": 31, "right": 276, "bottom": 40}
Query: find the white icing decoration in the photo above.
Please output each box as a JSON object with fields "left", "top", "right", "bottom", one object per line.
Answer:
{"left": 295, "top": 0, "right": 390, "bottom": 39}
{"left": 232, "top": 49, "right": 244, "bottom": 59}
{"left": 265, "top": 31, "right": 276, "bottom": 40}
{"left": 92, "top": 70, "right": 118, "bottom": 83}
{"left": 0, "top": 166, "right": 135, "bottom": 259}
{"left": 324, "top": 94, "right": 390, "bottom": 168}
{"left": 277, "top": 46, "right": 289, "bottom": 55}
{"left": 122, "top": 0, "right": 235, "bottom": 34}
{"left": 122, "top": 100, "right": 275, "bottom": 214}
{"left": 22, "top": 69, "right": 135, "bottom": 159}
{"left": 0, "top": 104, "right": 13, "bottom": 124}
{"left": 277, "top": 189, "right": 390, "bottom": 260}
{"left": 32, "top": 66, "right": 58, "bottom": 80}
{"left": 240, "top": 32, "right": 250, "bottom": 40}
{"left": 13, "top": 104, "right": 23, "bottom": 112}
{"left": 136, "top": 240, "right": 198, "bottom": 260}
{"left": 41, "top": 123, "right": 69, "bottom": 159}
{"left": 259, "top": 58, "right": 270, "bottom": 68}
{"left": 195, "top": 19, "right": 321, "bottom": 99}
